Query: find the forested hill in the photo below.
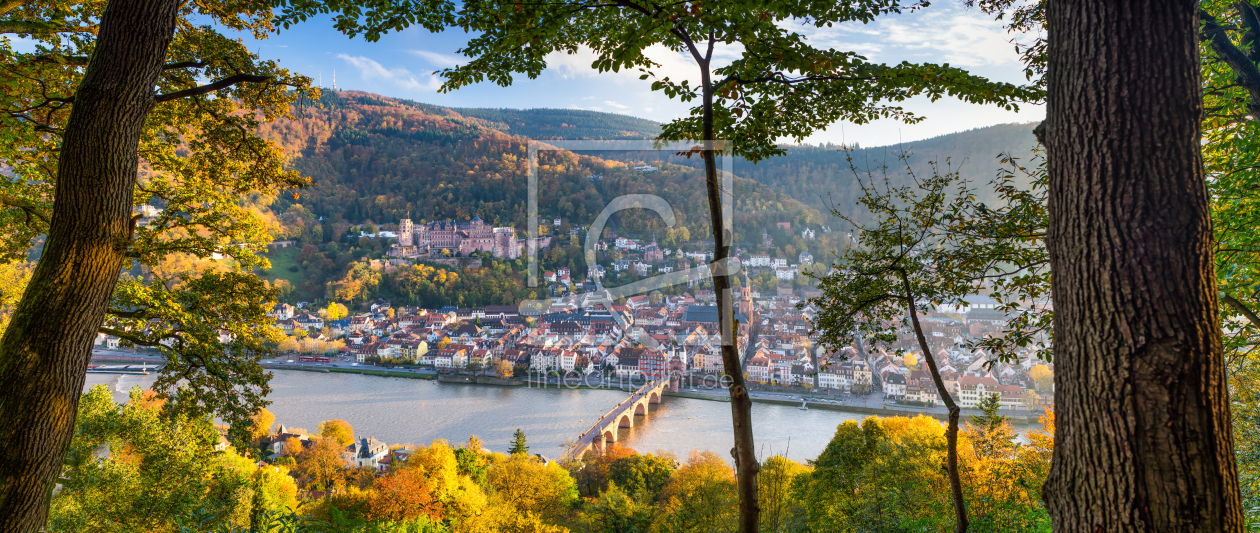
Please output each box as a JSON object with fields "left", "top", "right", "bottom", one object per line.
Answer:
{"left": 258, "top": 90, "right": 820, "bottom": 243}
{"left": 593, "top": 122, "right": 1041, "bottom": 218}
{"left": 309, "top": 91, "right": 661, "bottom": 140}
{"left": 451, "top": 107, "right": 661, "bottom": 140}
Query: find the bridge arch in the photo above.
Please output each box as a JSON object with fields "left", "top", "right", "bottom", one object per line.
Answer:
{"left": 634, "top": 402, "right": 647, "bottom": 416}
{"left": 619, "top": 413, "right": 633, "bottom": 428}
{"left": 603, "top": 429, "right": 616, "bottom": 443}
{"left": 649, "top": 391, "right": 662, "bottom": 404}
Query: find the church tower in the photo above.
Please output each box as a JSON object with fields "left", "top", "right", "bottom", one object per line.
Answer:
{"left": 739, "top": 270, "right": 753, "bottom": 320}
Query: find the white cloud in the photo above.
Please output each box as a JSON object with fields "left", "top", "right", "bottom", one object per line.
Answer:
{"left": 407, "top": 50, "right": 464, "bottom": 68}
{"left": 797, "top": 6, "right": 1024, "bottom": 69}
{"left": 544, "top": 44, "right": 717, "bottom": 85}
{"left": 604, "top": 100, "right": 628, "bottom": 109}
{"left": 337, "top": 54, "right": 442, "bottom": 92}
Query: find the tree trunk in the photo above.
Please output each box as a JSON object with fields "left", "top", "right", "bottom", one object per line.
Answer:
{"left": 0, "top": 0, "right": 179, "bottom": 530}
{"left": 900, "top": 270, "right": 967, "bottom": 533}
{"left": 696, "top": 41, "right": 759, "bottom": 533}
{"left": 1041, "top": 0, "right": 1243, "bottom": 530}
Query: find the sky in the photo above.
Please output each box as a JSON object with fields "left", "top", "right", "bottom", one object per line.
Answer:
{"left": 26, "top": 3, "right": 1044, "bottom": 147}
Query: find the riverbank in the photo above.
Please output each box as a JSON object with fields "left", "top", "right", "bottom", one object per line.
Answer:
{"left": 262, "top": 363, "right": 437, "bottom": 380}
{"left": 256, "top": 364, "right": 1041, "bottom": 424}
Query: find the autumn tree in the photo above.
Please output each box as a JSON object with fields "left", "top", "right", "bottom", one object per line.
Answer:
{"left": 1039, "top": 0, "right": 1243, "bottom": 529}
{"left": 0, "top": 0, "right": 451, "bottom": 528}
{"left": 281, "top": 436, "right": 305, "bottom": 458}
{"left": 758, "top": 455, "right": 809, "bottom": 533}
{"left": 298, "top": 437, "right": 348, "bottom": 491}
{"left": 496, "top": 358, "right": 515, "bottom": 378}
{"left": 655, "top": 451, "right": 739, "bottom": 532}
{"left": 366, "top": 468, "right": 444, "bottom": 522}
{"left": 1028, "top": 364, "right": 1052, "bottom": 392}
{"left": 49, "top": 386, "right": 298, "bottom": 531}
{"left": 441, "top": 3, "right": 1036, "bottom": 529}
{"left": 242, "top": 407, "right": 276, "bottom": 445}
{"left": 319, "top": 419, "right": 355, "bottom": 447}
{"left": 607, "top": 452, "right": 676, "bottom": 502}
{"left": 486, "top": 454, "right": 579, "bottom": 524}
{"left": 810, "top": 155, "right": 1049, "bottom": 532}
{"left": 968, "top": 393, "right": 1015, "bottom": 461}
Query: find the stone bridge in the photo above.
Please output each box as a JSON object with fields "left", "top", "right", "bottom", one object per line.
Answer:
{"left": 562, "top": 377, "right": 672, "bottom": 462}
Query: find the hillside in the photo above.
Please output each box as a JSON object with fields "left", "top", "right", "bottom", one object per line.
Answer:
{"left": 259, "top": 90, "right": 822, "bottom": 244}
{"left": 451, "top": 107, "right": 661, "bottom": 140}
{"left": 593, "top": 123, "right": 1041, "bottom": 218}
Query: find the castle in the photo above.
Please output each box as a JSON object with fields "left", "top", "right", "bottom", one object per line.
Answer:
{"left": 392, "top": 217, "right": 519, "bottom": 259}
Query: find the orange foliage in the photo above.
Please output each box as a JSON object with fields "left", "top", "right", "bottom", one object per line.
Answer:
{"left": 367, "top": 468, "right": 444, "bottom": 521}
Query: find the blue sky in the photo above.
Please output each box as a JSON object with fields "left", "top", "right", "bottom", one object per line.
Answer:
{"left": 31, "top": 3, "right": 1044, "bottom": 147}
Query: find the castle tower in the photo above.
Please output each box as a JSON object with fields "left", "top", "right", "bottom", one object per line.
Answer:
{"left": 398, "top": 219, "right": 414, "bottom": 246}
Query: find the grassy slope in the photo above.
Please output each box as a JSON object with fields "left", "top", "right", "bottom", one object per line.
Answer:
{"left": 259, "top": 247, "right": 314, "bottom": 301}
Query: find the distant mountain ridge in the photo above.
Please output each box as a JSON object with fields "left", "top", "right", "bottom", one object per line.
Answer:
{"left": 264, "top": 90, "right": 1038, "bottom": 233}
{"left": 260, "top": 91, "right": 818, "bottom": 243}
{"left": 451, "top": 107, "right": 662, "bottom": 140}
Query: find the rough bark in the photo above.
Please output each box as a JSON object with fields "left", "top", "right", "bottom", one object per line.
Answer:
{"left": 899, "top": 270, "right": 967, "bottom": 533}
{"left": 0, "top": 0, "right": 180, "bottom": 530}
{"left": 1041, "top": 0, "right": 1243, "bottom": 530}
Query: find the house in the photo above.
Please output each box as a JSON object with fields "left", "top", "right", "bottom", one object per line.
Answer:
{"left": 957, "top": 375, "right": 1001, "bottom": 408}
{"left": 638, "top": 351, "right": 666, "bottom": 380}
{"left": 884, "top": 372, "right": 907, "bottom": 399}
{"left": 615, "top": 356, "right": 641, "bottom": 379}
{"left": 745, "top": 355, "right": 770, "bottom": 383}
{"left": 269, "top": 303, "right": 295, "bottom": 321}
{"left": 293, "top": 313, "right": 324, "bottom": 330}
{"left": 346, "top": 436, "right": 389, "bottom": 469}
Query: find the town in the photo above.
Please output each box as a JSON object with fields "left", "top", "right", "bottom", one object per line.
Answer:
{"left": 209, "top": 215, "right": 1057, "bottom": 417}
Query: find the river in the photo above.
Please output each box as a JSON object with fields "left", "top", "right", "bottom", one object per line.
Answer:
{"left": 84, "top": 370, "right": 1036, "bottom": 463}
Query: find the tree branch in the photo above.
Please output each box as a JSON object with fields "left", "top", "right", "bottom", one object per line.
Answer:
{"left": 154, "top": 74, "right": 270, "bottom": 102}
{"left": 0, "top": 194, "right": 49, "bottom": 226}
{"left": 163, "top": 60, "right": 208, "bottom": 70}
{"left": 32, "top": 54, "right": 89, "bottom": 66}
{"left": 1223, "top": 293, "right": 1260, "bottom": 326}
{"left": 107, "top": 307, "right": 150, "bottom": 319}
{"left": 97, "top": 327, "right": 162, "bottom": 347}
{"left": 1201, "top": 8, "right": 1260, "bottom": 114}
{"left": 0, "top": 20, "right": 96, "bottom": 34}
{"left": 0, "top": 0, "right": 24, "bottom": 16}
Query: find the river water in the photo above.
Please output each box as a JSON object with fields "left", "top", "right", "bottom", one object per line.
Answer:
{"left": 83, "top": 370, "right": 1034, "bottom": 463}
